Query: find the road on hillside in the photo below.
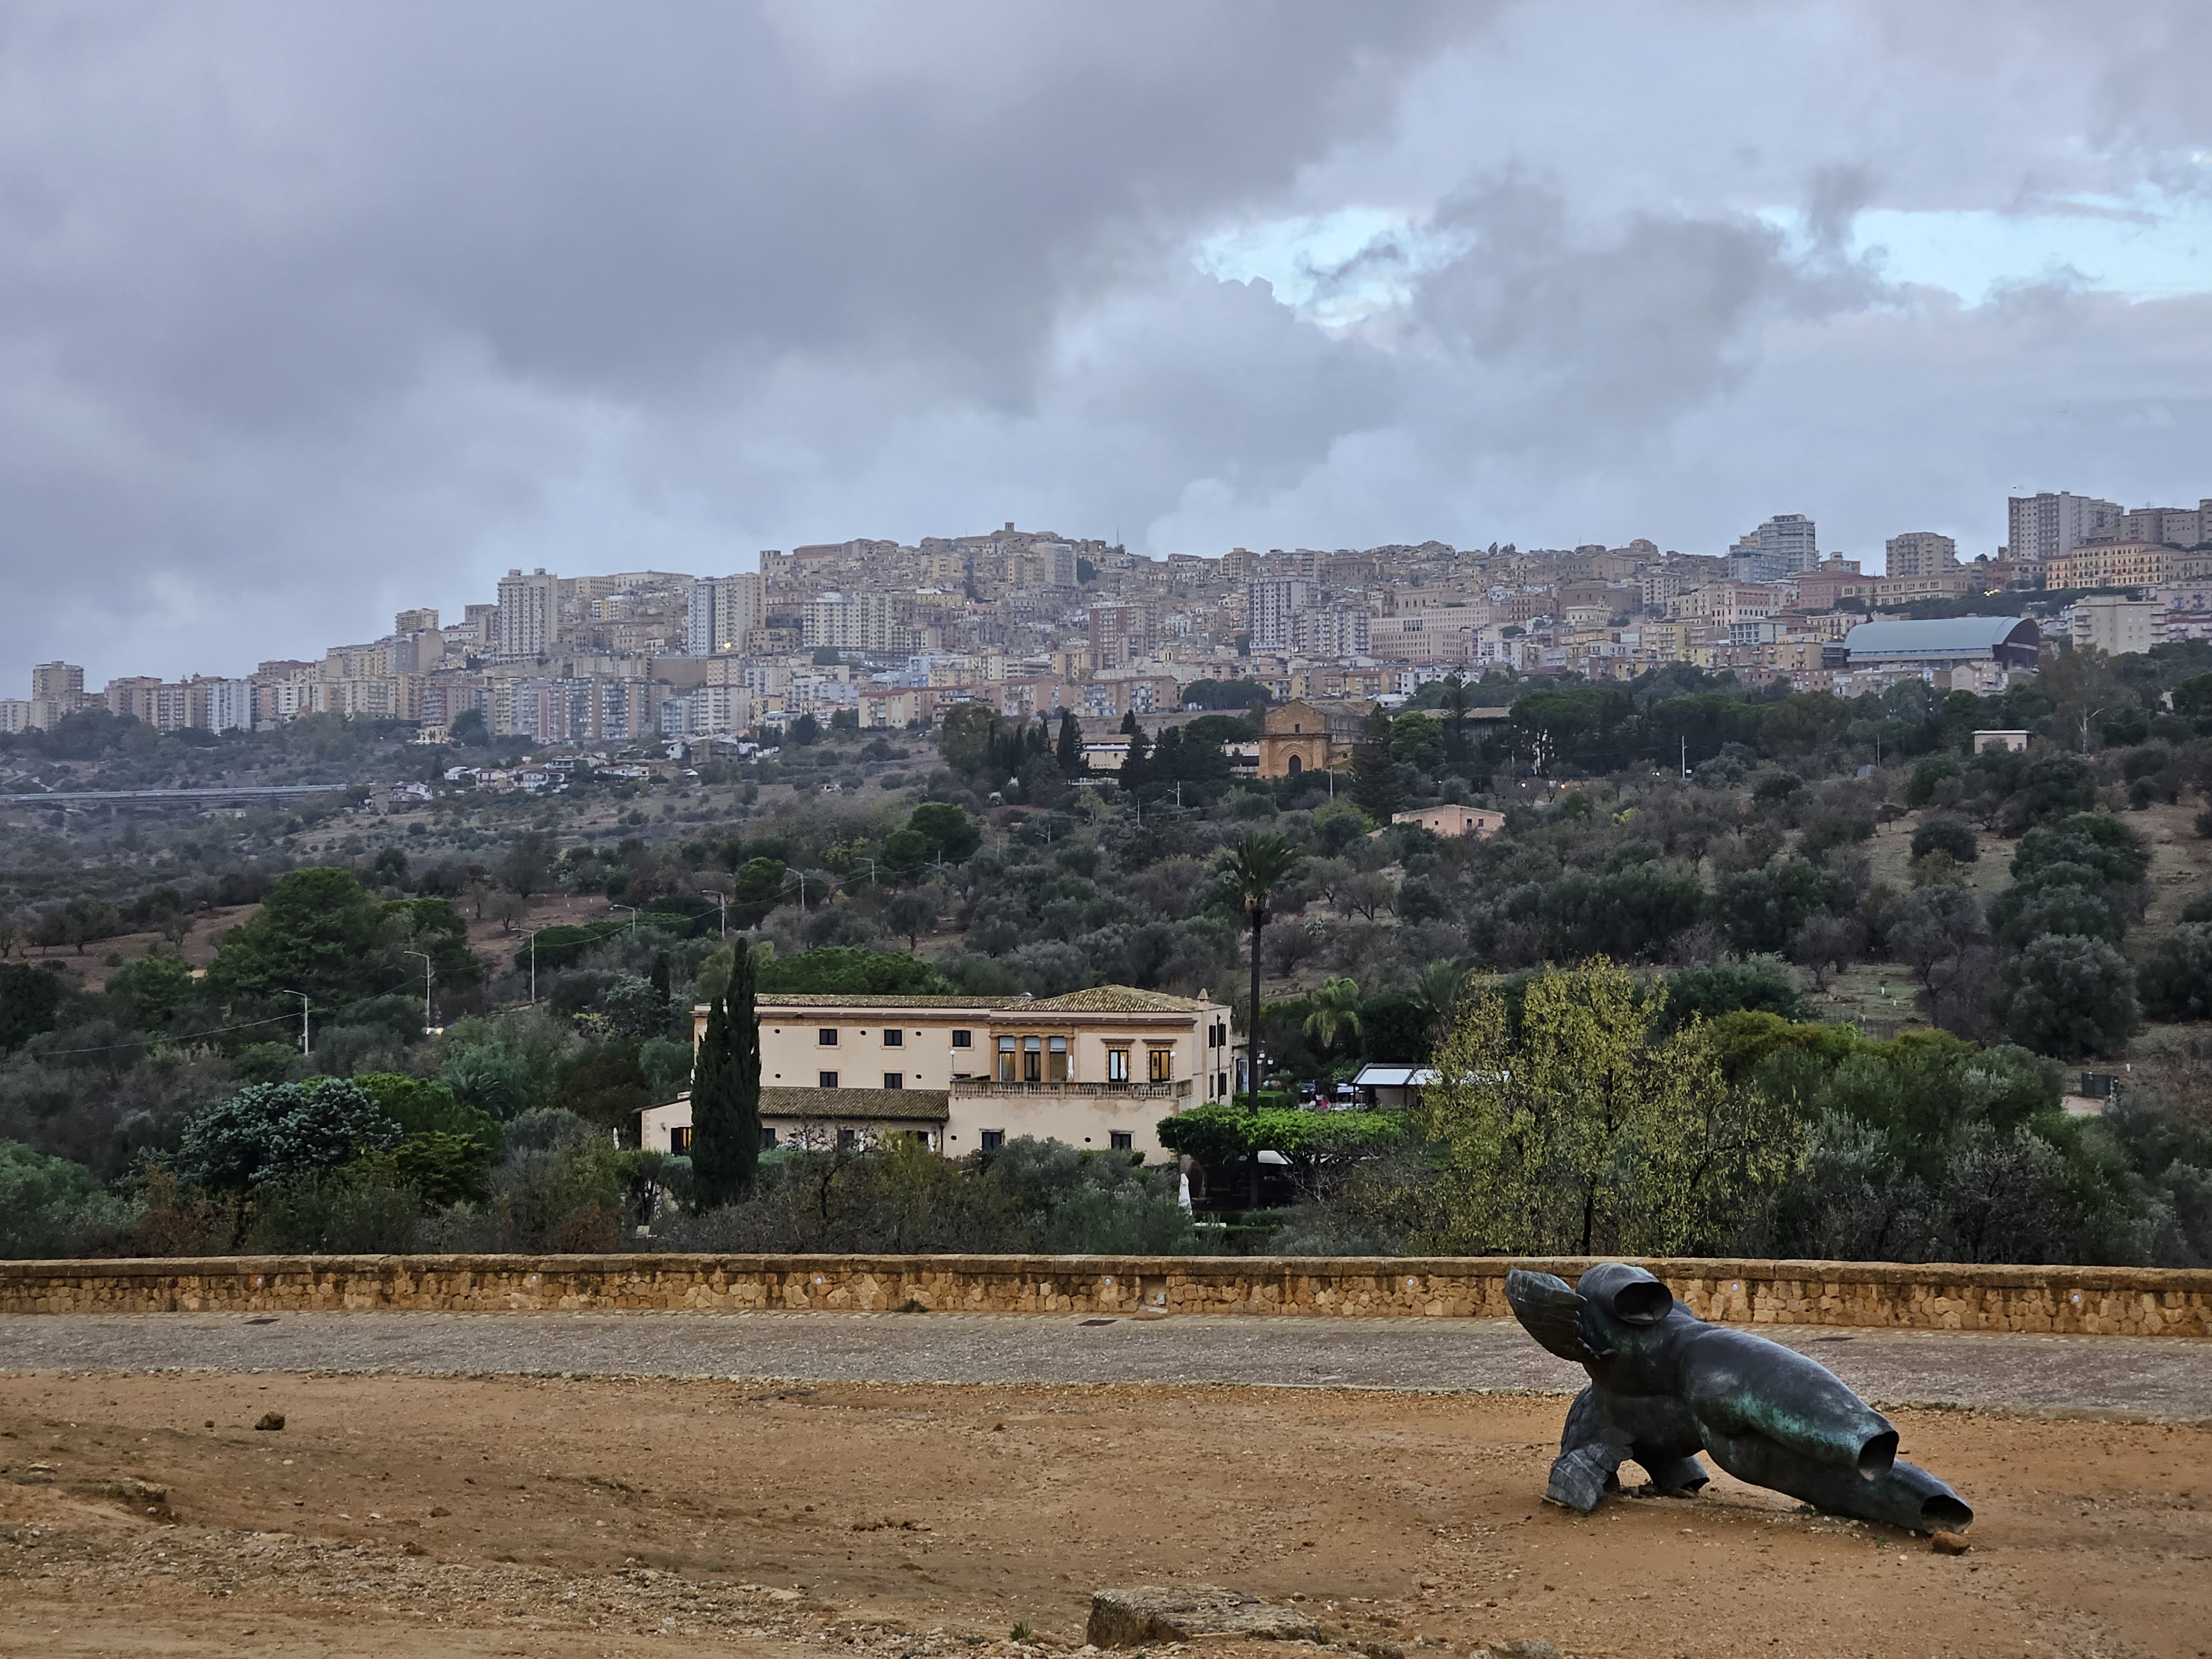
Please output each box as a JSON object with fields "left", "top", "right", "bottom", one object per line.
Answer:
{"left": 3, "top": 1308, "right": 2205, "bottom": 1419}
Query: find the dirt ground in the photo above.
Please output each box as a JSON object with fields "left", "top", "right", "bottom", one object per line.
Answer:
{"left": 0, "top": 1373, "right": 2205, "bottom": 1659}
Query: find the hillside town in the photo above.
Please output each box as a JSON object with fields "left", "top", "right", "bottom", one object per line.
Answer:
{"left": 11, "top": 489, "right": 2212, "bottom": 749}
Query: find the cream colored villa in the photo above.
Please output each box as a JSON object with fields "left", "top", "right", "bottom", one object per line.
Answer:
{"left": 638, "top": 985, "right": 1234, "bottom": 1160}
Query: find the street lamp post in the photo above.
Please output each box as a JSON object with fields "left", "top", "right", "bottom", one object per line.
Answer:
{"left": 401, "top": 950, "right": 435, "bottom": 1032}
{"left": 611, "top": 904, "right": 639, "bottom": 933}
{"left": 699, "top": 890, "right": 728, "bottom": 939}
{"left": 278, "top": 989, "right": 311, "bottom": 1056}
{"left": 518, "top": 928, "right": 541, "bottom": 1003}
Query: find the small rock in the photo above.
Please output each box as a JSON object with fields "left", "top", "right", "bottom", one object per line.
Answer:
{"left": 429, "top": 1506, "right": 451, "bottom": 1518}
{"left": 401, "top": 1540, "right": 427, "bottom": 1556}
{"left": 1931, "top": 1530, "right": 1971, "bottom": 1556}
{"left": 254, "top": 1413, "right": 285, "bottom": 1432}
{"left": 1087, "top": 1587, "right": 1319, "bottom": 1648}
{"left": 1472, "top": 1644, "right": 1564, "bottom": 1659}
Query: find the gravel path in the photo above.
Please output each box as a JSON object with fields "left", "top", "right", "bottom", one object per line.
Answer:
{"left": 3, "top": 1308, "right": 2206, "bottom": 1418}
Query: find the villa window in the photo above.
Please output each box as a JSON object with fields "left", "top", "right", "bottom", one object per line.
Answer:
{"left": 952, "top": 1029, "right": 972, "bottom": 1048}
{"left": 884, "top": 1028, "right": 903, "bottom": 1048}
{"left": 884, "top": 1072, "right": 904, "bottom": 1091}
{"left": 980, "top": 1129, "right": 1005, "bottom": 1151}
{"left": 817, "top": 1028, "right": 838, "bottom": 1046}
{"left": 1148, "top": 1047, "right": 1174, "bottom": 1083}
{"left": 759, "top": 1126, "right": 777, "bottom": 1151}
{"left": 819, "top": 1070, "right": 839, "bottom": 1088}
{"left": 1110, "top": 1131, "right": 1133, "bottom": 1152}
{"left": 1047, "top": 1035, "right": 1068, "bottom": 1083}
{"left": 997, "top": 1036, "right": 1016, "bottom": 1082}
{"left": 1023, "top": 1035, "right": 1042, "bottom": 1083}
{"left": 1106, "top": 1047, "right": 1130, "bottom": 1084}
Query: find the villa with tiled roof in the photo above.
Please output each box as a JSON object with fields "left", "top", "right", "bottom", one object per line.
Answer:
{"left": 639, "top": 983, "right": 1235, "bottom": 1161}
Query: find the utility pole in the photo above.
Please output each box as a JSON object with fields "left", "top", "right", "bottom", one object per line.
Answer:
{"left": 1680, "top": 734, "right": 1688, "bottom": 778}
{"left": 279, "top": 989, "right": 311, "bottom": 1056}
{"left": 402, "top": 950, "right": 434, "bottom": 1032}
{"left": 519, "top": 929, "right": 540, "bottom": 1003}
{"left": 700, "top": 890, "right": 728, "bottom": 939}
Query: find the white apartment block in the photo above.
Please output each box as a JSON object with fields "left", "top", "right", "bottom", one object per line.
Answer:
{"left": 687, "top": 572, "right": 764, "bottom": 656}
{"left": 1291, "top": 608, "right": 1371, "bottom": 657}
{"left": 802, "top": 592, "right": 911, "bottom": 654}
{"left": 204, "top": 679, "right": 254, "bottom": 733}
{"left": 2007, "top": 492, "right": 2122, "bottom": 566}
{"left": 494, "top": 568, "right": 557, "bottom": 659}
{"left": 1246, "top": 580, "right": 1308, "bottom": 651}
{"left": 1884, "top": 531, "right": 1959, "bottom": 578}
{"left": 1731, "top": 513, "right": 1818, "bottom": 577}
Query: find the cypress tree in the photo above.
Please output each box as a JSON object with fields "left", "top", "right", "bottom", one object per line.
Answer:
{"left": 727, "top": 942, "right": 762, "bottom": 1193}
{"left": 689, "top": 992, "right": 731, "bottom": 1207}
{"left": 1119, "top": 711, "right": 1151, "bottom": 789}
{"left": 1056, "top": 709, "right": 1083, "bottom": 774}
{"left": 691, "top": 951, "right": 762, "bottom": 1205}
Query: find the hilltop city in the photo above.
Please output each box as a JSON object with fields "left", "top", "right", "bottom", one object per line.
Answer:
{"left": 11, "top": 489, "right": 2210, "bottom": 749}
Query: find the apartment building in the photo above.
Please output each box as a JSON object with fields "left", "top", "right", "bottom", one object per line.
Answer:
{"left": 1729, "top": 513, "right": 1818, "bottom": 580}
{"left": 1291, "top": 607, "right": 1371, "bottom": 658}
{"left": 802, "top": 592, "right": 914, "bottom": 655}
{"left": 2114, "top": 504, "right": 2209, "bottom": 548}
{"left": 640, "top": 986, "right": 1233, "bottom": 1158}
{"left": 2008, "top": 492, "right": 2122, "bottom": 567}
{"left": 1087, "top": 602, "right": 1147, "bottom": 670}
{"left": 1246, "top": 580, "right": 1308, "bottom": 651}
{"left": 2071, "top": 596, "right": 2166, "bottom": 656}
{"left": 494, "top": 568, "right": 557, "bottom": 659}
{"left": 1885, "top": 531, "right": 1958, "bottom": 578}
{"left": 2045, "top": 540, "right": 2212, "bottom": 590}
{"left": 687, "top": 572, "right": 764, "bottom": 656}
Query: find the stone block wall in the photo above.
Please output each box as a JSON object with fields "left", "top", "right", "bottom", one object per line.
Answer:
{"left": 1, "top": 1254, "right": 2208, "bottom": 1335}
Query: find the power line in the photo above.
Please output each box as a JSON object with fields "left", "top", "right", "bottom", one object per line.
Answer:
{"left": 36, "top": 1008, "right": 327, "bottom": 1057}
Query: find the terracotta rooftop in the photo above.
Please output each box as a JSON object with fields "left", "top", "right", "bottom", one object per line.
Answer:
{"left": 721, "top": 985, "right": 1217, "bottom": 1015}
{"left": 759, "top": 1086, "right": 951, "bottom": 1122}
{"left": 1021, "top": 987, "right": 1215, "bottom": 1014}
{"left": 745, "top": 994, "right": 1016, "bottom": 1009}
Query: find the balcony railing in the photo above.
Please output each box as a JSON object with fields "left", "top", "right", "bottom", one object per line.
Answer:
{"left": 954, "top": 1078, "right": 1193, "bottom": 1100}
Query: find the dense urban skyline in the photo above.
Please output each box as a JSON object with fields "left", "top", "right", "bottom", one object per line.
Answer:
{"left": 4, "top": 4, "right": 2210, "bottom": 683}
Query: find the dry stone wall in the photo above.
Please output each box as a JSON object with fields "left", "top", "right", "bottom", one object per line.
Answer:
{"left": 2, "top": 1254, "right": 2208, "bottom": 1336}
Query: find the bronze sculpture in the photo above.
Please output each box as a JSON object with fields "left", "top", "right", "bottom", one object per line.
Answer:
{"left": 1505, "top": 1262, "right": 1972, "bottom": 1533}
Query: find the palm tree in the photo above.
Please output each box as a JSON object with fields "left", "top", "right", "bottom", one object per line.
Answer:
{"left": 1224, "top": 831, "right": 1303, "bottom": 1107}
{"left": 1302, "top": 976, "right": 1364, "bottom": 1056}
{"left": 1408, "top": 958, "right": 1471, "bottom": 1048}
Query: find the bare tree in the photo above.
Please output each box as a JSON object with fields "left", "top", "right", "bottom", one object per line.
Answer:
{"left": 1788, "top": 914, "right": 1865, "bottom": 993}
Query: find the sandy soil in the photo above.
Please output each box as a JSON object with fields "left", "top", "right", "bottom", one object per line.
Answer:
{"left": 1, "top": 1372, "right": 2205, "bottom": 1658}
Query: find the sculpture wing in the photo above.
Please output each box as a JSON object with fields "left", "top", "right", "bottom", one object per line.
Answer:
{"left": 1505, "top": 1269, "right": 1595, "bottom": 1364}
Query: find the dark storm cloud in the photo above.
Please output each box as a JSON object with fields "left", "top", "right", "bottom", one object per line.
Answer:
{"left": 1, "top": 1, "right": 2210, "bottom": 679}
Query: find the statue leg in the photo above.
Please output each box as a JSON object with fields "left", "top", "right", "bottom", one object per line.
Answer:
{"left": 1545, "top": 1386, "right": 1632, "bottom": 1514}
{"left": 1631, "top": 1449, "right": 1709, "bottom": 1496}
{"left": 1704, "top": 1433, "right": 1973, "bottom": 1534}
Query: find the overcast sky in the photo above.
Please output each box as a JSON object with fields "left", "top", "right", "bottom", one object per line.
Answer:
{"left": 6, "top": 2, "right": 2212, "bottom": 682}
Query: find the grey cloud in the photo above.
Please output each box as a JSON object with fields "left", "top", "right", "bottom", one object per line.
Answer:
{"left": 3, "top": 1, "right": 2212, "bottom": 681}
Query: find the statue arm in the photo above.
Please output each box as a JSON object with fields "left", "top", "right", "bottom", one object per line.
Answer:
{"left": 1505, "top": 1269, "right": 1597, "bottom": 1364}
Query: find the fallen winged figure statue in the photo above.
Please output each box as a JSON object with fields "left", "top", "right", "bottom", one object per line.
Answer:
{"left": 1505, "top": 1261, "right": 1973, "bottom": 1534}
